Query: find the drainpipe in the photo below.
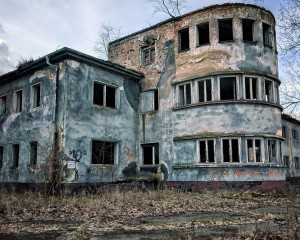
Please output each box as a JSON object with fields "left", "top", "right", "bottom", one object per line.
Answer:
{"left": 46, "top": 56, "right": 61, "bottom": 195}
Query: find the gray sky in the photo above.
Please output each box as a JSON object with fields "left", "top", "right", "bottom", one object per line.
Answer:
{"left": 0, "top": 0, "right": 284, "bottom": 76}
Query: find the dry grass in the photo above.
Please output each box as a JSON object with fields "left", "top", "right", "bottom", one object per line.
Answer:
{"left": 0, "top": 187, "right": 299, "bottom": 239}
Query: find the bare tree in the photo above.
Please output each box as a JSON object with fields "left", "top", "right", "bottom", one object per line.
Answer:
{"left": 147, "top": 0, "right": 187, "bottom": 18}
{"left": 278, "top": 0, "right": 300, "bottom": 118}
{"left": 94, "top": 23, "right": 121, "bottom": 59}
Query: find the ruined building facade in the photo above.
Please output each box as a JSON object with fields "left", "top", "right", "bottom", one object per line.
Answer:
{"left": 0, "top": 4, "right": 299, "bottom": 190}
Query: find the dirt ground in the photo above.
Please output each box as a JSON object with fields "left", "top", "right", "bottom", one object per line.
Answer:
{"left": 0, "top": 185, "right": 299, "bottom": 240}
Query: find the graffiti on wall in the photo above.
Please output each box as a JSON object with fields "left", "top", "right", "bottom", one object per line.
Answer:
{"left": 207, "top": 169, "right": 284, "bottom": 180}
{"left": 122, "top": 146, "right": 135, "bottom": 163}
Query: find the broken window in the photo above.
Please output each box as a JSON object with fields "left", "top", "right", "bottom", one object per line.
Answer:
{"left": 14, "top": 90, "right": 23, "bottom": 113}
{"left": 178, "top": 83, "right": 191, "bottom": 106}
{"left": 93, "top": 82, "right": 116, "bottom": 108}
{"left": 142, "top": 143, "right": 159, "bottom": 165}
{"left": 32, "top": 83, "right": 41, "bottom": 108}
{"left": 264, "top": 80, "right": 273, "bottom": 102}
{"left": 30, "top": 142, "right": 38, "bottom": 166}
{"left": 141, "top": 89, "right": 159, "bottom": 112}
{"left": 218, "top": 19, "right": 233, "bottom": 42}
{"left": 282, "top": 126, "right": 287, "bottom": 139}
{"left": 12, "top": 144, "right": 19, "bottom": 168}
{"left": 91, "top": 140, "right": 115, "bottom": 165}
{"left": 295, "top": 157, "right": 300, "bottom": 169}
{"left": 292, "top": 129, "right": 299, "bottom": 143}
{"left": 267, "top": 140, "right": 277, "bottom": 163}
{"left": 283, "top": 156, "right": 289, "bottom": 168}
{"left": 222, "top": 139, "right": 240, "bottom": 163}
{"left": 242, "top": 19, "right": 255, "bottom": 42}
{"left": 197, "top": 22, "right": 210, "bottom": 46}
{"left": 141, "top": 45, "right": 155, "bottom": 65}
{"left": 262, "top": 23, "right": 271, "bottom": 47}
{"left": 199, "top": 140, "right": 215, "bottom": 163}
{"left": 245, "top": 77, "right": 257, "bottom": 100}
{"left": 178, "top": 28, "right": 189, "bottom": 52}
{"left": 247, "top": 139, "right": 262, "bottom": 163}
{"left": 220, "top": 77, "right": 237, "bottom": 100}
{"left": 0, "top": 95, "right": 7, "bottom": 117}
{"left": 0, "top": 146, "right": 3, "bottom": 169}
{"left": 275, "top": 84, "right": 280, "bottom": 104}
{"left": 198, "top": 79, "right": 212, "bottom": 102}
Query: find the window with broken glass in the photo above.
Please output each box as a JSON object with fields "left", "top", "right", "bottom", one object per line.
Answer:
{"left": 267, "top": 140, "right": 280, "bottom": 163}
{"left": 14, "top": 90, "right": 23, "bottom": 113}
{"left": 178, "top": 83, "right": 192, "bottom": 106}
{"left": 246, "top": 139, "right": 262, "bottom": 163}
{"left": 31, "top": 83, "right": 41, "bottom": 108}
{"left": 141, "top": 89, "right": 159, "bottom": 112}
{"left": 198, "top": 79, "right": 212, "bottom": 102}
{"left": 93, "top": 81, "right": 116, "bottom": 108}
{"left": 197, "top": 22, "right": 210, "bottom": 46}
{"left": 222, "top": 138, "right": 240, "bottom": 163}
{"left": 91, "top": 140, "right": 116, "bottom": 165}
{"left": 219, "top": 77, "right": 237, "bottom": 100}
{"left": 199, "top": 140, "right": 215, "bottom": 163}
{"left": 244, "top": 77, "right": 258, "bottom": 100}
{"left": 242, "top": 19, "right": 255, "bottom": 42}
{"left": 178, "top": 28, "right": 190, "bottom": 52}
{"left": 264, "top": 80, "right": 274, "bottom": 102}
{"left": 141, "top": 45, "right": 155, "bottom": 65}
{"left": 142, "top": 143, "right": 159, "bottom": 165}
{"left": 218, "top": 19, "right": 233, "bottom": 42}
{"left": 262, "top": 23, "right": 272, "bottom": 47}
{"left": 12, "top": 144, "right": 20, "bottom": 169}
{"left": 0, "top": 95, "right": 7, "bottom": 117}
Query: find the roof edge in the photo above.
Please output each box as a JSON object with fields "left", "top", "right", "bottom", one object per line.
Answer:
{"left": 282, "top": 113, "right": 300, "bottom": 125}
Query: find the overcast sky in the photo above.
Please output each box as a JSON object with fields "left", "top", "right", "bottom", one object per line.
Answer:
{"left": 0, "top": 0, "right": 284, "bottom": 76}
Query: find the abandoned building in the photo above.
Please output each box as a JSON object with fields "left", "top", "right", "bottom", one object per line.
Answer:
{"left": 0, "top": 3, "right": 299, "bottom": 190}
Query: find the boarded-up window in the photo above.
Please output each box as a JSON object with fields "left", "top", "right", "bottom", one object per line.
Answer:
{"left": 91, "top": 140, "right": 115, "bottom": 165}
{"left": 93, "top": 82, "right": 116, "bottom": 108}
{"left": 141, "top": 89, "right": 159, "bottom": 112}
{"left": 197, "top": 22, "right": 210, "bottom": 45}
{"left": 178, "top": 28, "right": 189, "bottom": 51}
{"left": 218, "top": 19, "right": 233, "bottom": 42}
{"left": 142, "top": 143, "right": 159, "bottom": 165}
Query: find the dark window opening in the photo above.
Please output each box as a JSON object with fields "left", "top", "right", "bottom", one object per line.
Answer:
{"left": 223, "top": 139, "right": 239, "bottom": 163}
{"left": 179, "top": 28, "right": 189, "bottom": 52}
{"left": 142, "top": 46, "right": 155, "bottom": 65}
{"left": 154, "top": 89, "right": 159, "bottom": 110}
{"left": 263, "top": 23, "right": 271, "bottom": 46}
{"left": 12, "top": 144, "right": 19, "bottom": 168}
{"left": 198, "top": 79, "right": 212, "bottom": 102}
{"left": 178, "top": 83, "right": 191, "bottom": 106}
{"left": 220, "top": 77, "right": 236, "bottom": 100}
{"left": 264, "top": 80, "right": 273, "bottom": 102}
{"left": 242, "top": 19, "right": 254, "bottom": 42}
{"left": 32, "top": 84, "right": 41, "bottom": 108}
{"left": 142, "top": 143, "right": 159, "bottom": 165}
{"left": 0, "top": 95, "right": 7, "bottom": 117}
{"left": 295, "top": 157, "right": 300, "bottom": 169}
{"left": 197, "top": 22, "right": 210, "bottom": 45}
{"left": 15, "top": 90, "right": 22, "bottom": 112}
{"left": 283, "top": 156, "right": 289, "bottom": 168}
{"left": 292, "top": 129, "right": 299, "bottom": 142}
{"left": 218, "top": 19, "right": 233, "bottom": 42}
{"left": 92, "top": 140, "right": 115, "bottom": 165}
{"left": 245, "top": 77, "right": 257, "bottom": 100}
{"left": 199, "top": 140, "right": 214, "bottom": 163}
{"left": 247, "top": 139, "right": 261, "bottom": 163}
{"left": 0, "top": 146, "right": 3, "bottom": 169}
{"left": 268, "top": 140, "right": 277, "bottom": 163}
{"left": 93, "top": 82, "right": 116, "bottom": 108}
{"left": 30, "top": 142, "right": 38, "bottom": 166}
{"left": 282, "top": 126, "right": 287, "bottom": 139}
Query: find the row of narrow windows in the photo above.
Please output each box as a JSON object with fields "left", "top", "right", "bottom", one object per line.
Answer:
{"left": 282, "top": 126, "right": 300, "bottom": 143}
{"left": 176, "top": 75, "right": 280, "bottom": 107}
{"left": 0, "top": 83, "right": 41, "bottom": 117}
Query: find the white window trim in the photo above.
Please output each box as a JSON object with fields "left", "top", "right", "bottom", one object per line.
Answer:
{"left": 93, "top": 80, "right": 120, "bottom": 109}
{"left": 243, "top": 76, "right": 260, "bottom": 100}
{"left": 197, "top": 139, "right": 215, "bottom": 164}
{"left": 142, "top": 143, "right": 159, "bottom": 165}
{"left": 266, "top": 139, "right": 281, "bottom": 164}
{"left": 90, "top": 139, "right": 119, "bottom": 166}
{"left": 218, "top": 75, "right": 240, "bottom": 100}
{"left": 13, "top": 89, "right": 23, "bottom": 113}
{"left": 264, "top": 79, "right": 275, "bottom": 103}
{"left": 221, "top": 138, "right": 241, "bottom": 163}
{"left": 245, "top": 138, "right": 264, "bottom": 163}
{"left": 31, "top": 83, "right": 41, "bottom": 109}
{"left": 177, "top": 81, "right": 192, "bottom": 106}
{"left": 196, "top": 78, "right": 213, "bottom": 102}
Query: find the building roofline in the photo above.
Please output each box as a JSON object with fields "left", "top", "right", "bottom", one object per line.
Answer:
{"left": 109, "top": 3, "right": 275, "bottom": 46}
{"left": 0, "top": 47, "right": 144, "bottom": 83}
{"left": 282, "top": 113, "right": 300, "bottom": 125}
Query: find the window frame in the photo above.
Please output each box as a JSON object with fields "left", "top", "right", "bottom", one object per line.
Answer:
{"left": 292, "top": 129, "right": 299, "bottom": 143}
{"left": 222, "top": 138, "right": 241, "bottom": 163}
{"left": 0, "top": 146, "right": 3, "bottom": 169}
{"left": 262, "top": 22, "right": 272, "bottom": 47}
{"left": 31, "top": 83, "right": 41, "bottom": 108}
{"left": 196, "top": 21, "right": 210, "bottom": 46}
{"left": 178, "top": 27, "right": 190, "bottom": 52}
{"left": 244, "top": 76, "right": 258, "bottom": 100}
{"left": 283, "top": 156, "right": 289, "bottom": 168}
{"left": 141, "top": 45, "right": 155, "bottom": 65}
{"left": 0, "top": 94, "right": 7, "bottom": 117}
{"left": 242, "top": 19, "right": 255, "bottom": 42}
{"left": 14, "top": 89, "right": 23, "bottom": 113}
{"left": 12, "top": 144, "right": 20, "bottom": 169}
{"left": 198, "top": 139, "right": 215, "bottom": 164}
{"left": 91, "top": 140, "right": 118, "bottom": 165}
{"left": 246, "top": 138, "right": 263, "bottom": 163}
{"left": 93, "top": 81, "right": 118, "bottom": 109}
{"left": 29, "top": 141, "right": 38, "bottom": 166}
{"left": 197, "top": 78, "right": 213, "bottom": 103}
{"left": 142, "top": 143, "right": 159, "bottom": 165}
{"left": 295, "top": 157, "right": 300, "bottom": 169}
{"left": 218, "top": 76, "right": 239, "bottom": 100}
{"left": 264, "top": 79, "right": 274, "bottom": 103}
{"left": 177, "top": 82, "right": 192, "bottom": 106}
{"left": 267, "top": 139, "right": 280, "bottom": 163}
{"left": 218, "top": 18, "right": 233, "bottom": 42}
